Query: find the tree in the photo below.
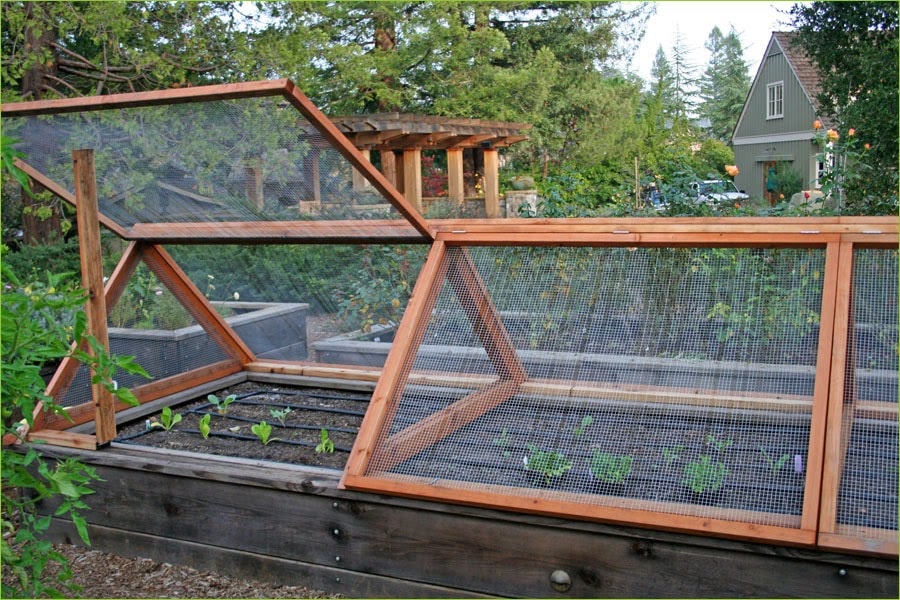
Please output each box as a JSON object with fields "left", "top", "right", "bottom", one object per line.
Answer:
{"left": 788, "top": 1, "right": 898, "bottom": 211}
{"left": 698, "top": 26, "right": 750, "bottom": 142}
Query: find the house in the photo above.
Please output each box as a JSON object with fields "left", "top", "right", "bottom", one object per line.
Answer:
{"left": 732, "top": 32, "right": 831, "bottom": 203}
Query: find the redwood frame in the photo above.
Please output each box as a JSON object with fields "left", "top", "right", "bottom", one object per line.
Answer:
{"left": 2, "top": 83, "right": 896, "bottom": 558}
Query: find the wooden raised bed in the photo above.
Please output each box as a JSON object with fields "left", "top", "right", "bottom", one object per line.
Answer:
{"left": 39, "top": 373, "right": 898, "bottom": 599}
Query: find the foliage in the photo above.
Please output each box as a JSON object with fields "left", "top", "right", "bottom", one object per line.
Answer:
{"left": 337, "top": 245, "right": 424, "bottom": 332}
{"left": 1, "top": 247, "right": 147, "bottom": 598}
{"left": 662, "top": 445, "right": 686, "bottom": 467}
{"left": 149, "top": 406, "right": 182, "bottom": 431}
{"left": 759, "top": 447, "right": 791, "bottom": 474}
{"left": 315, "top": 428, "right": 335, "bottom": 454}
{"left": 0, "top": 239, "right": 81, "bottom": 282}
{"left": 698, "top": 26, "right": 750, "bottom": 142}
{"left": 251, "top": 421, "right": 279, "bottom": 446}
{"left": 492, "top": 427, "right": 511, "bottom": 457}
{"left": 198, "top": 413, "right": 211, "bottom": 439}
{"left": 590, "top": 451, "right": 633, "bottom": 485}
{"left": 705, "top": 433, "right": 733, "bottom": 452}
{"left": 789, "top": 2, "right": 898, "bottom": 212}
{"left": 572, "top": 416, "right": 593, "bottom": 439}
{"left": 269, "top": 407, "right": 292, "bottom": 427}
{"left": 524, "top": 445, "right": 572, "bottom": 485}
{"left": 682, "top": 455, "right": 729, "bottom": 494}
{"left": 207, "top": 393, "right": 236, "bottom": 415}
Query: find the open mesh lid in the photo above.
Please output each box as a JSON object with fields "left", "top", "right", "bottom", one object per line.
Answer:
{"left": 1, "top": 80, "right": 431, "bottom": 240}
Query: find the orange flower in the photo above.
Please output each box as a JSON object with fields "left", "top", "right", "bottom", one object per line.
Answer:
{"left": 847, "top": 128, "right": 856, "bottom": 137}
{"left": 724, "top": 165, "right": 739, "bottom": 177}
{"left": 779, "top": 194, "right": 785, "bottom": 199}
{"left": 826, "top": 129, "right": 840, "bottom": 142}
{"left": 813, "top": 120, "right": 823, "bottom": 130}
{"left": 864, "top": 143, "right": 871, "bottom": 150}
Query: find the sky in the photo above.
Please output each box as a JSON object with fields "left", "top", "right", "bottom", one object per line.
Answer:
{"left": 626, "top": 1, "right": 798, "bottom": 83}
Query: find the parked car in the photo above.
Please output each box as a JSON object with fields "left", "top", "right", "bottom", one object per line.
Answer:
{"left": 690, "top": 180, "right": 750, "bottom": 205}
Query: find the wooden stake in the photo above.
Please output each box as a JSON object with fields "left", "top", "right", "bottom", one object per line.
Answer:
{"left": 73, "top": 149, "right": 116, "bottom": 445}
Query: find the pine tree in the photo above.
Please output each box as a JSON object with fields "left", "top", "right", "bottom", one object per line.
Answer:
{"left": 698, "top": 26, "right": 750, "bottom": 142}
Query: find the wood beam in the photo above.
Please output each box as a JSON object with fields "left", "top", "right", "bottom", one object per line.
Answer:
{"left": 447, "top": 148, "right": 464, "bottom": 205}
{"left": 124, "top": 220, "right": 426, "bottom": 244}
{"left": 73, "top": 149, "right": 117, "bottom": 445}
{"left": 351, "top": 149, "right": 371, "bottom": 192}
{"left": 402, "top": 149, "right": 422, "bottom": 213}
{"left": 141, "top": 244, "right": 255, "bottom": 365}
{"left": 482, "top": 148, "right": 500, "bottom": 218}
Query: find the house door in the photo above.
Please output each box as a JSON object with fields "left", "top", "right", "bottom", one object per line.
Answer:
{"left": 762, "top": 161, "right": 778, "bottom": 205}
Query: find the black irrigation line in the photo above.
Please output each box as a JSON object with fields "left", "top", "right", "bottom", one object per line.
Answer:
{"left": 239, "top": 389, "right": 372, "bottom": 404}
{"left": 116, "top": 428, "right": 353, "bottom": 453}
{"left": 183, "top": 407, "right": 359, "bottom": 434}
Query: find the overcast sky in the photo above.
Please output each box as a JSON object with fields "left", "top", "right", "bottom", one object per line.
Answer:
{"left": 625, "top": 1, "right": 797, "bottom": 82}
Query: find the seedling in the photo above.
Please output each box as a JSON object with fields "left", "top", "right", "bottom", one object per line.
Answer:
{"left": 492, "top": 428, "right": 511, "bottom": 457}
{"left": 590, "top": 451, "right": 633, "bottom": 484}
{"left": 207, "top": 393, "right": 237, "bottom": 415}
{"left": 315, "top": 428, "right": 335, "bottom": 453}
{"left": 759, "top": 447, "right": 791, "bottom": 474}
{"left": 251, "top": 421, "right": 280, "bottom": 445}
{"left": 705, "top": 433, "right": 733, "bottom": 452}
{"left": 269, "top": 407, "right": 293, "bottom": 426}
{"left": 573, "top": 415, "right": 593, "bottom": 438}
{"left": 682, "top": 454, "right": 729, "bottom": 494}
{"left": 662, "top": 445, "right": 686, "bottom": 466}
{"left": 198, "top": 413, "right": 211, "bottom": 439}
{"left": 149, "top": 406, "right": 181, "bottom": 431}
{"left": 524, "top": 445, "right": 572, "bottom": 485}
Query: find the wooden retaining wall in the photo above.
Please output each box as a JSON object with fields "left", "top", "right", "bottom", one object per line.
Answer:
{"left": 40, "top": 443, "right": 897, "bottom": 598}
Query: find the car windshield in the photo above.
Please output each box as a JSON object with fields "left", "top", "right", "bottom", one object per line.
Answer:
{"left": 699, "top": 181, "right": 739, "bottom": 194}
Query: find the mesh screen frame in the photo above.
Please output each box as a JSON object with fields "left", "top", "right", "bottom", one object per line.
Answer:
{"left": 344, "top": 235, "right": 856, "bottom": 548}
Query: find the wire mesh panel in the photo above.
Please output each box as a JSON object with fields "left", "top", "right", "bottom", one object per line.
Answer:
{"left": 835, "top": 249, "right": 898, "bottom": 541}
{"left": 362, "top": 245, "right": 828, "bottom": 529}
{"left": 4, "top": 97, "right": 402, "bottom": 227}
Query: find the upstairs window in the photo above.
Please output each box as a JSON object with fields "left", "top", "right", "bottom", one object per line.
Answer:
{"left": 767, "top": 82, "right": 784, "bottom": 119}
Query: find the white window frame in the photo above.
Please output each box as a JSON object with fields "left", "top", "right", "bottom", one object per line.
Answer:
{"left": 814, "top": 151, "right": 835, "bottom": 189}
{"left": 766, "top": 81, "right": 784, "bottom": 119}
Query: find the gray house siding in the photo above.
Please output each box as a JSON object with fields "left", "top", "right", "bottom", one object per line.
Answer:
{"left": 732, "top": 33, "right": 824, "bottom": 200}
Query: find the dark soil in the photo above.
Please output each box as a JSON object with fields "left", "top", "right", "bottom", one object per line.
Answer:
{"left": 115, "top": 382, "right": 368, "bottom": 469}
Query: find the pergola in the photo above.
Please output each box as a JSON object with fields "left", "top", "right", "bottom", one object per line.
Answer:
{"left": 331, "top": 113, "right": 531, "bottom": 217}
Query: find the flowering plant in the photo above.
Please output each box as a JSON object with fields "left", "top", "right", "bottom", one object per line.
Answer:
{"left": 812, "top": 121, "right": 876, "bottom": 213}
{"left": 724, "top": 165, "right": 739, "bottom": 178}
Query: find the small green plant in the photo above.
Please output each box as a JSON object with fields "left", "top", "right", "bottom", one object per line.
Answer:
{"left": 524, "top": 445, "right": 572, "bottom": 485}
{"left": 492, "top": 427, "right": 511, "bottom": 457}
{"left": 316, "top": 428, "right": 335, "bottom": 453}
{"left": 207, "top": 393, "right": 236, "bottom": 415}
{"left": 759, "top": 447, "right": 791, "bottom": 474}
{"left": 662, "top": 445, "right": 686, "bottom": 467}
{"left": 251, "top": 421, "right": 280, "bottom": 445}
{"left": 590, "top": 451, "right": 633, "bottom": 484}
{"left": 269, "top": 406, "right": 293, "bottom": 426}
{"left": 198, "top": 413, "right": 211, "bottom": 439}
{"left": 573, "top": 415, "right": 593, "bottom": 438}
{"left": 682, "top": 455, "right": 729, "bottom": 494}
{"left": 149, "top": 406, "right": 182, "bottom": 431}
{"left": 705, "top": 433, "right": 733, "bottom": 452}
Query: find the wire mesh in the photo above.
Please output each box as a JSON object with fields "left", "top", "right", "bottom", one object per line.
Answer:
{"left": 4, "top": 97, "right": 400, "bottom": 227}
{"left": 365, "top": 245, "right": 828, "bottom": 526}
{"left": 835, "top": 249, "right": 898, "bottom": 538}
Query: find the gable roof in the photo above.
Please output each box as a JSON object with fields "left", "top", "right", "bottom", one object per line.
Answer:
{"left": 732, "top": 32, "right": 833, "bottom": 141}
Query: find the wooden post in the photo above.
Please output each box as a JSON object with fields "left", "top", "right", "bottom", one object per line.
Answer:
{"left": 380, "top": 150, "right": 398, "bottom": 189}
{"left": 73, "top": 149, "right": 114, "bottom": 446}
{"left": 402, "top": 148, "right": 422, "bottom": 213}
{"left": 244, "top": 156, "right": 264, "bottom": 210}
{"left": 447, "top": 148, "right": 464, "bottom": 206}
{"left": 483, "top": 147, "right": 500, "bottom": 218}
{"left": 351, "top": 148, "right": 371, "bottom": 192}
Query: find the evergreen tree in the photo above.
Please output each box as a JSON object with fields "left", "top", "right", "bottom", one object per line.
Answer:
{"left": 698, "top": 26, "right": 750, "bottom": 142}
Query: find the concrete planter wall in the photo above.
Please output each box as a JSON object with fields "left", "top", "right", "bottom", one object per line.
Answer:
{"left": 64, "top": 302, "right": 308, "bottom": 405}
{"left": 313, "top": 323, "right": 895, "bottom": 400}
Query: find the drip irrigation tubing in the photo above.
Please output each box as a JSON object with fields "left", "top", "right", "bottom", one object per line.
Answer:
{"left": 183, "top": 408, "right": 358, "bottom": 434}
{"left": 116, "top": 428, "right": 353, "bottom": 452}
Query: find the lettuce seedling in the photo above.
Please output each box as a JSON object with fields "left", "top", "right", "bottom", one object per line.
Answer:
{"left": 315, "top": 428, "right": 335, "bottom": 453}
{"left": 251, "top": 421, "right": 280, "bottom": 445}
{"left": 198, "top": 413, "right": 211, "bottom": 439}
{"left": 149, "top": 406, "right": 181, "bottom": 431}
{"left": 207, "top": 393, "right": 236, "bottom": 415}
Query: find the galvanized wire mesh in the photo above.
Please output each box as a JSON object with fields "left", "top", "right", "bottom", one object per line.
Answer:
{"left": 367, "top": 245, "right": 827, "bottom": 526}
{"left": 836, "top": 249, "right": 898, "bottom": 538}
{"left": 5, "top": 98, "right": 399, "bottom": 226}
